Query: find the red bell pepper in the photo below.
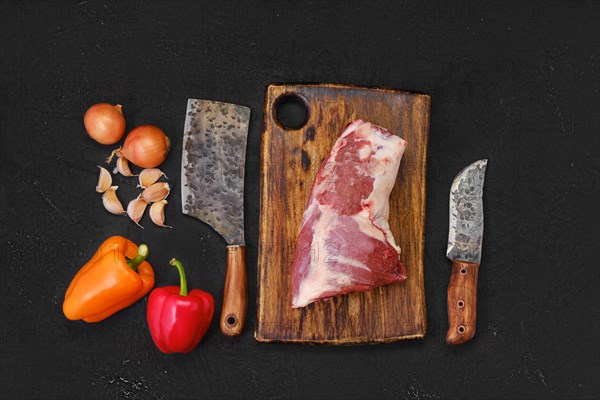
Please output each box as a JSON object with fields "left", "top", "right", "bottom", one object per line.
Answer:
{"left": 147, "top": 258, "right": 214, "bottom": 353}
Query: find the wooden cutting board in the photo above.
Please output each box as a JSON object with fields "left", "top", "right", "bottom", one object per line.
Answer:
{"left": 256, "top": 84, "right": 430, "bottom": 344}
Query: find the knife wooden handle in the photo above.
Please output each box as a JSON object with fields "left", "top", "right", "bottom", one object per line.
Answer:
{"left": 446, "top": 260, "right": 479, "bottom": 345}
{"left": 220, "top": 245, "right": 247, "bottom": 336}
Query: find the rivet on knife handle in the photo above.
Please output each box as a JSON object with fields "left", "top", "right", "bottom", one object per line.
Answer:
{"left": 220, "top": 245, "right": 247, "bottom": 336}
{"left": 446, "top": 260, "right": 479, "bottom": 345}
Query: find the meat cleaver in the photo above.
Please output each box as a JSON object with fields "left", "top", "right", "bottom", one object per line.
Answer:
{"left": 446, "top": 159, "right": 487, "bottom": 345}
{"left": 181, "top": 99, "right": 250, "bottom": 336}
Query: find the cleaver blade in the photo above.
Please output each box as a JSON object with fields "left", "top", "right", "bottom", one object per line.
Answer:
{"left": 181, "top": 99, "right": 250, "bottom": 337}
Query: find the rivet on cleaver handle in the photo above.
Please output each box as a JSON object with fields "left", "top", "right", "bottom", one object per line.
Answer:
{"left": 181, "top": 99, "right": 250, "bottom": 336}
{"left": 446, "top": 159, "right": 487, "bottom": 345}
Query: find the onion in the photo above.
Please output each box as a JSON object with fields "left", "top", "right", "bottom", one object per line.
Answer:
{"left": 109, "top": 125, "right": 170, "bottom": 168}
{"left": 84, "top": 103, "right": 126, "bottom": 145}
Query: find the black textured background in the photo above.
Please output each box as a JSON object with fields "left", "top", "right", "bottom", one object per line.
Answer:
{"left": 1, "top": 1, "right": 599, "bottom": 399}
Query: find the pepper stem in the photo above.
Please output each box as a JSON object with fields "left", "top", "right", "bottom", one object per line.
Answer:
{"left": 170, "top": 258, "right": 188, "bottom": 296}
{"left": 126, "top": 244, "right": 149, "bottom": 271}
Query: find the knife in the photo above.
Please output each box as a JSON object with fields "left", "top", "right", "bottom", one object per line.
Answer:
{"left": 446, "top": 159, "right": 487, "bottom": 345}
{"left": 181, "top": 99, "right": 250, "bottom": 336}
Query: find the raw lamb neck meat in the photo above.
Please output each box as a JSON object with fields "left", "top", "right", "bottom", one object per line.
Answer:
{"left": 291, "top": 119, "right": 408, "bottom": 308}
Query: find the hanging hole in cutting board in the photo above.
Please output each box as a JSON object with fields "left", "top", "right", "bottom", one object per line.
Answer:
{"left": 273, "top": 93, "right": 309, "bottom": 130}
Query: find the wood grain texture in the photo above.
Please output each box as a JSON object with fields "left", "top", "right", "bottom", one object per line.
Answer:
{"left": 220, "top": 246, "right": 247, "bottom": 336}
{"left": 256, "top": 84, "right": 430, "bottom": 344}
{"left": 446, "top": 260, "right": 479, "bottom": 345}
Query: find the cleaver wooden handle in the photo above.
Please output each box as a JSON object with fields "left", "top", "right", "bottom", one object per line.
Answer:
{"left": 446, "top": 260, "right": 479, "bottom": 345}
{"left": 220, "top": 245, "right": 247, "bottom": 336}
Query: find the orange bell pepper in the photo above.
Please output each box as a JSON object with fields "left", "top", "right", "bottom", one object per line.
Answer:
{"left": 63, "top": 236, "right": 155, "bottom": 322}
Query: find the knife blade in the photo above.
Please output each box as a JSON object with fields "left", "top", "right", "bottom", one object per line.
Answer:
{"left": 445, "top": 159, "right": 487, "bottom": 345}
{"left": 181, "top": 99, "right": 250, "bottom": 336}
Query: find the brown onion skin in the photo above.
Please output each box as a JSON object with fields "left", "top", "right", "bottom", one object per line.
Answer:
{"left": 84, "top": 103, "right": 126, "bottom": 145}
{"left": 121, "top": 125, "right": 170, "bottom": 168}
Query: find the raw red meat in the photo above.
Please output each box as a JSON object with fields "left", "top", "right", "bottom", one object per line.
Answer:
{"left": 291, "top": 119, "right": 408, "bottom": 308}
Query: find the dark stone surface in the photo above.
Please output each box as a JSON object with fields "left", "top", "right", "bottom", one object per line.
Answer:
{"left": 1, "top": 1, "right": 598, "bottom": 399}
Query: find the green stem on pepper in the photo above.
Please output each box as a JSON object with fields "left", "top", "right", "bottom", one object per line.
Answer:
{"left": 126, "top": 244, "right": 149, "bottom": 271}
{"left": 170, "top": 258, "right": 188, "bottom": 296}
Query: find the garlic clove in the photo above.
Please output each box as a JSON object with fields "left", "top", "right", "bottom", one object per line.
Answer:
{"left": 127, "top": 195, "right": 148, "bottom": 228}
{"left": 141, "top": 182, "right": 170, "bottom": 203}
{"left": 96, "top": 166, "right": 112, "bottom": 193}
{"left": 102, "top": 186, "right": 126, "bottom": 215}
{"left": 113, "top": 156, "right": 136, "bottom": 177}
{"left": 138, "top": 168, "right": 167, "bottom": 189}
{"left": 149, "top": 200, "right": 172, "bottom": 228}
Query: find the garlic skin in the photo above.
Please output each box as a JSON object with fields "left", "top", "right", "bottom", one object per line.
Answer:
{"left": 102, "top": 186, "right": 126, "bottom": 215}
{"left": 141, "top": 182, "right": 170, "bottom": 203}
{"left": 138, "top": 168, "right": 167, "bottom": 189}
{"left": 149, "top": 200, "right": 172, "bottom": 228}
{"left": 127, "top": 195, "right": 148, "bottom": 228}
{"left": 113, "top": 156, "right": 136, "bottom": 177}
{"left": 96, "top": 166, "right": 112, "bottom": 193}
{"left": 106, "top": 147, "right": 121, "bottom": 164}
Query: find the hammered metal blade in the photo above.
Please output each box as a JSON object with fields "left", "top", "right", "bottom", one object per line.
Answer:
{"left": 446, "top": 159, "right": 487, "bottom": 264}
{"left": 181, "top": 99, "right": 250, "bottom": 245}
